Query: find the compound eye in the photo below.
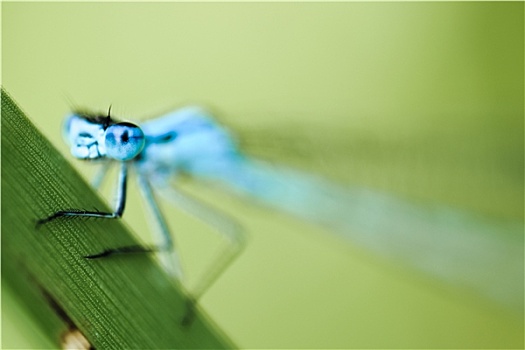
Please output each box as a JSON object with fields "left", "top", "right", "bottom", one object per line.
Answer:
{"left": 104, "top": 122, "right": 145, "bottom": 161}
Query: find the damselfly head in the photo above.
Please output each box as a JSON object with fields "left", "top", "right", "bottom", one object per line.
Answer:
{"left": 63, "top": 113, "right": 109, "bottom": 160}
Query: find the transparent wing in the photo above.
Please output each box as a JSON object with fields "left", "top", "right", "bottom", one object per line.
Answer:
{"left": 236, "top": 122, "right": 522, "bottom": 221}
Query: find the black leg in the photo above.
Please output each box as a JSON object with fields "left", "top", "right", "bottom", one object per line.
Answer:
{"left": 84, "top": 244, "right": 158, "bottom": 259}
{"left": 36, "top": 162, "right": 128, "bottom": 226}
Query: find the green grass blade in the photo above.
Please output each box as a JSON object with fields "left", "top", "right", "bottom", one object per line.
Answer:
{"left": 1, "top": 89, "right": 234, "bottom": 349}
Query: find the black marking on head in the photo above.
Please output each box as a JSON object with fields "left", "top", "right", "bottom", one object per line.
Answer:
{"left": 73, "top": 110, "right": 119, "bottom": 129}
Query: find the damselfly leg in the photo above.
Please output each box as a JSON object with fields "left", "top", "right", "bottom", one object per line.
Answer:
{"left": 36, "top": 162, "right": 129, "bottom": 225}
{"left": 138, "top": 174, "right": 245, "bottom": 325}
{"left": 37, "top": 165, "right": 245, "bottom": 325}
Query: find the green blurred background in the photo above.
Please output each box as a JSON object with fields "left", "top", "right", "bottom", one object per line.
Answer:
{"left": 2, "top": 2, "right": 523, "bottom": 348}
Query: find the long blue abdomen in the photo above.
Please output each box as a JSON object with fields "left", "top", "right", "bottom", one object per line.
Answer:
{"left": 205, "top": 156, "right": 523, "bottom": 312}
